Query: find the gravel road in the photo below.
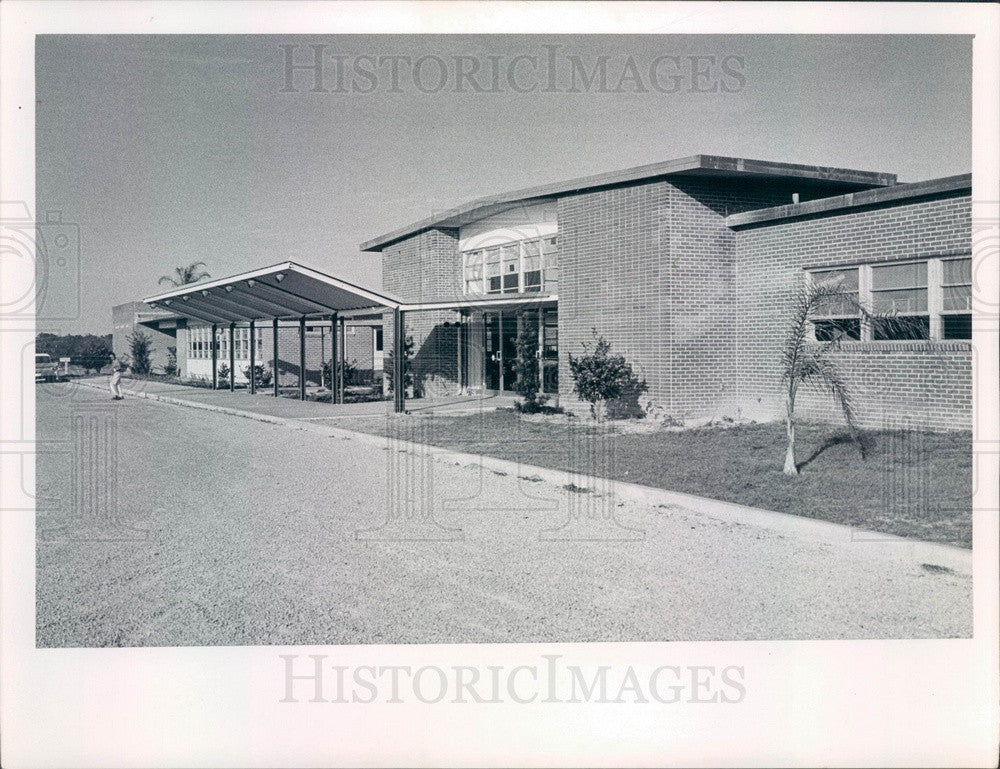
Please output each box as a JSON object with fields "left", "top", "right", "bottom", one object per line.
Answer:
{"left": 35, "top": 384, "right": 972, "bottom": 646}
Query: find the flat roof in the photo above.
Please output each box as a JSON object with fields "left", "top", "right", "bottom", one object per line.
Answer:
{"left": 360, "top": 154, "right": 898, "bottom": 252}
{"left": 725, "top": 173, "right": 971, "bottom": 228}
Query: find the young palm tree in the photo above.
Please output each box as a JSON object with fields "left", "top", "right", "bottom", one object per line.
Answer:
{"left": 781, "top": 279, "right": 866, "bottom": 476}
{"left": 158, "top": 262, "right": 211, "bottom": 287}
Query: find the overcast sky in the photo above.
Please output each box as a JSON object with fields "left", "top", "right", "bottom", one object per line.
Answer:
{"left": 36, "top": 34, "right": 971, "bottom": 334}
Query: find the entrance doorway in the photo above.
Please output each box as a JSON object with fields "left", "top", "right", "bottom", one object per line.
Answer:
{"left": 484, "top": 311, "right": 518, "bottom": 391}
{"left": 480, "top": 308, "right": 558, "bottom": 395}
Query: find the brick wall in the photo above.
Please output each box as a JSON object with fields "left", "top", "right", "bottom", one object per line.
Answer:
{"left": 367, "top": 176, "right": 971, "bottom": 429}
{"left": 381, "top": 228, "right": 462, "bottom": 396}
{"left": 555, "top": 177, "right": 803, "bottom": 418}
{"left": 797, "top": 342, "right": 972, "bottom": 431}
{"left": 732, "top": 191, "right": 972, "bottom": 430}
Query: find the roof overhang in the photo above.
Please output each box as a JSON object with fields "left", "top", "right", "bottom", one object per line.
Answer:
{"left": 725, "top": 174, "right": 971, "bottom": 229}
{"left": 142, "top": 261, "right": 403, "bottom": 324}
{"left": 135, "top": 310, "right": 183, "bottom": 330}
{"left": 360, "top": 154, "right": 898, "bottom": 252}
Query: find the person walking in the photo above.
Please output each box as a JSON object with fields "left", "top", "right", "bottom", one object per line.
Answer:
{"left": 109, "top": 357, "right": 124, "bottom": 400}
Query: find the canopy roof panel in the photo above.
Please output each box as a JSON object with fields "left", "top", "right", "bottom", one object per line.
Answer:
{"left": 142, "top": 261, "right": 403, "bottom": 323}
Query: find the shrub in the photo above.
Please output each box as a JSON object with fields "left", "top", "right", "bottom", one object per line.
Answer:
{"left": 321, "top": 358, "right": 360, "bottom": 389}
{"left": 126, "top": 330, "right": 152, "bottom": 375}
{"left": 242, "top": 363, "right": 272, "bottom": 389}
{"left": 217, "top": 362, "right": 230, "bottom": 384}
{"left": 567, "top": 330, "right": 647, "bottom": 421}
{"left": 163, "top": 346, "right": 178, "bottom": 376}
{"left": 513, "top": 311, "right": 548, "bottom": 413}
{"left": 384, "top": 334, "right": 415, "bottom": 395}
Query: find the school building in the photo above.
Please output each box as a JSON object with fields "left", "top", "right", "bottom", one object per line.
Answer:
{"left": 121, "top": 155, "right": 973, "bottom": 430}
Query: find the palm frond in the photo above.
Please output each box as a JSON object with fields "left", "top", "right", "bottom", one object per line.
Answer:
{"left": 798, "top": 350, "right": 863, "bottom": 453}
{"left": 158, "top": 262, "right": 211, "bottom": 288}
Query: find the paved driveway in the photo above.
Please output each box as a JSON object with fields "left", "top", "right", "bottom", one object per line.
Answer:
{"left": 35, "top": 384, "right": 972, "bottom": 646}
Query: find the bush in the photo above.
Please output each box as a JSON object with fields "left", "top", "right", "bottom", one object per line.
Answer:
{"left": 513, "top": 311, "right": 548, "bottom": 413}
{"left": 163, "top": 346, "right": 178, "bottom": 376}
{"left": 384, "top": 334, "right": 415, "bottom": 395}
{"left": 567, "top": 330, "right": 647, "bottom": 421}
{"left": 126, "top": 330, "right": 152, "bottom": 375}
{"left": 217, "top": 362, "right": 230, "bottom": 384}
{"left": 242, "top": 363, "right": 272, "bottom": 389}
{"left": 321, "top": 358, "right": 360, "bottom": 389}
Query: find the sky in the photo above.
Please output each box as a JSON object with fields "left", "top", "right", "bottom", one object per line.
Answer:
{"left": 35, "top": 34, "right": 972, "bottom": 334}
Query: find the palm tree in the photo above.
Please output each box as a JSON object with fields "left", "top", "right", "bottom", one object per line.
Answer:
{"left": 158, "top": 262, "right": 211, "bottom": 287}
{"left": 781, "top": 276, "right": 926, "bottom": 474}
{"left": 781, "top": 279, "right": 868, "bottom": 475}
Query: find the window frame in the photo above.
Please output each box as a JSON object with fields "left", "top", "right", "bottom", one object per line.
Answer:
{"left": 809, "top": 267, "right": 862, "bottom": 341}
{"left": 807, "top": 255, "right": 972, "bottom": 343}
{"left": 940, "top": 256, "right": 972, "bottom": 315}
{"left": 461, "top": 234, "right": 558, "bottom": 296}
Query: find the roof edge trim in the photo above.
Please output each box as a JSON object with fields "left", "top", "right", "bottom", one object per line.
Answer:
{"left": 361, "top": 154, "right": 898, "bottom": 252}
{"left": 726, "top": 174, "right": 972, "bottom": 228}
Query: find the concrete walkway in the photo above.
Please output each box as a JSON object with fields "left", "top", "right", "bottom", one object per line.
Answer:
{"left": 88, "top": 376, "right": 517, "bottom": 420}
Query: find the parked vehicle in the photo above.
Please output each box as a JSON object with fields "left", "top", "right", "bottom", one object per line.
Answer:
{"left": 35, "top": 353, "right": 60, "bottom": 382}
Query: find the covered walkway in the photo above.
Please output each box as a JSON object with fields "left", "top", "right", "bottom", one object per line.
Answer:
{"left": 143, "top": 260, "right": 558, "bottom": 413}
{"left": 143, "top": 261, "right": 412, "bottom": 410}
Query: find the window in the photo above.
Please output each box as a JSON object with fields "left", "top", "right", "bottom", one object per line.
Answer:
{"left": 522, "top": 239, "right": 542, "bottom": 292}
{"left": 808, "top": 257, "right": 972, "bottom": 342}
{"left": 871, "top": 261, "right": 929, "bottom": 340}
{"left": 485, "top": 247, "right": 502, "bottom": 294}
{"left": 189, "top": 326, "right": 210, "bottom": 359}
{"left": 542, "top": 236, "right": 559, "bottom": 291}
{"left": 464, "top": 250, "right": 484, "bottom": 295}
{"left": 501, "top": 243, "right": 519, "bottom": 293}
{"left": 463, "top": 235, "right": 558, "bottom": 295}
{"left": 812, "top": 268, "right": 860, "bottom": 340}
{"left": 941, "top": 257, "right": 972, "bottom": 340}
{"left": 374, "top": 327, "right": 384, "bottom": 352}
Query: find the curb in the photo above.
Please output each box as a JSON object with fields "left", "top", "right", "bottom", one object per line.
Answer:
{"left": 72, "top": 379, "right": 973, "bottom": 573}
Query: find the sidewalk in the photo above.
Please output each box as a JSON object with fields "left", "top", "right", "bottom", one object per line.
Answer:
{"left": 72, "top": 377, "right": 973, "bottom": 573}
{"left": 81, "top": 376, "right": 515, "bottom": 420}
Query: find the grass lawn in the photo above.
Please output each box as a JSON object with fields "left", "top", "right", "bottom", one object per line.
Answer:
{"left": 336, "top": 411, "right": 972, "bottom": 548}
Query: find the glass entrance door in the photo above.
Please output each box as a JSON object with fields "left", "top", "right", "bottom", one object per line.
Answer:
{"left": 541, "top": 308, "right": 558, "bottom": 394}
{"left": 483, "top": 311, "right": 520, "bottom": 392}
{"left": 500, "top": 313, "right": 518, "bottom": 391}
{"left": 484, "top": 312, "right": 502, "bottom": 390}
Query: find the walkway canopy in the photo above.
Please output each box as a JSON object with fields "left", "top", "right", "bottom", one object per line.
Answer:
{"left": 142, "top": 260, "right": 558, "bottom": 412}
{"left": 143, "top": 261, "right": 408, "bottom": 408}
{"left": 142, "top": 260, "right": 402, "bottom": 323}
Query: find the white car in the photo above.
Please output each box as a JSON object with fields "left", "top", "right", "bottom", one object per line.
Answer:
{"left": 35, "top": 353, "right": 60, "bottom": 382}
